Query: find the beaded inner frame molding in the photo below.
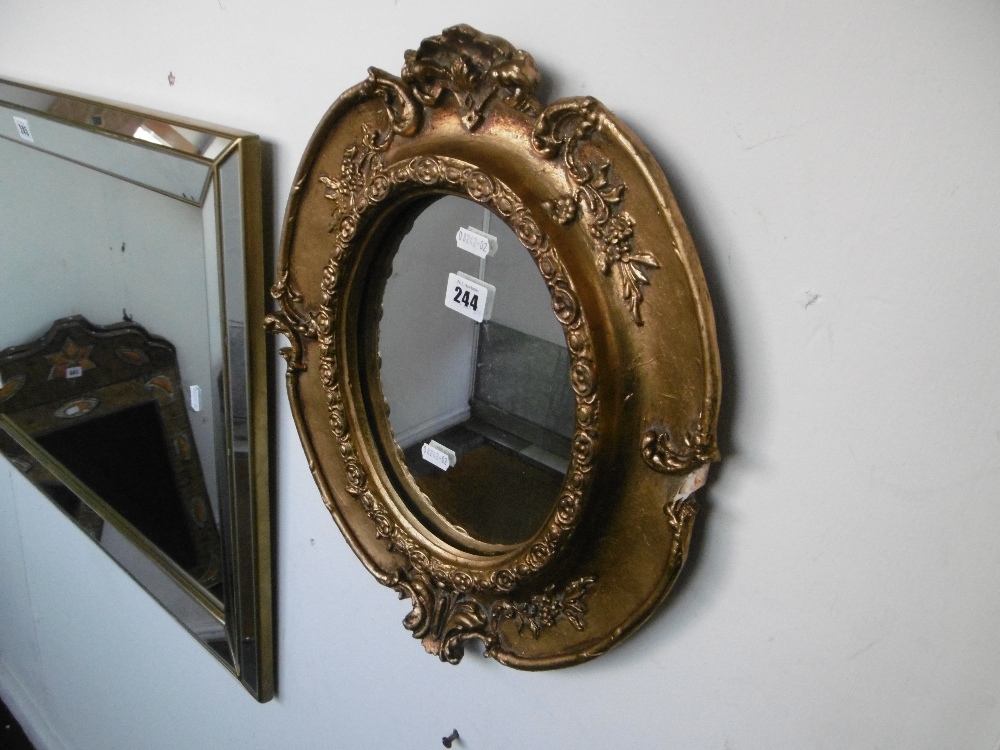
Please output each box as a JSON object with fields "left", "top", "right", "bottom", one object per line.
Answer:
{"left": 267, "top": 25, "right": 721, "bottom": 669}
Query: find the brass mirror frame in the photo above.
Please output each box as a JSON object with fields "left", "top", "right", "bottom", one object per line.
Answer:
{"left": 0, "top": 78, "right": 274, "bottom": 699}
{"left": 269, "top": 25, "right": 720, "bottom": 669}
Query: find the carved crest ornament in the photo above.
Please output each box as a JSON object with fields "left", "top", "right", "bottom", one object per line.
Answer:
{"left": 267, "top": 25, "right": 721, "bottom": 669}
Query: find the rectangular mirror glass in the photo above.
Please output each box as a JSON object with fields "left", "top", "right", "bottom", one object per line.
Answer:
{"left": 0, "top": 78, "right": 273, "bottom": 701}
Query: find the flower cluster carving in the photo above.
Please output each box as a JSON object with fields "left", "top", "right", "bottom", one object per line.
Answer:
{"left": 401, "top": 24, "right": 541, "bottom": 131}
{"left": 491, "top": 576, "right": 597, "bottom": 638}
{"left": 533, "top": 97, "right": 660, "bottom": 325}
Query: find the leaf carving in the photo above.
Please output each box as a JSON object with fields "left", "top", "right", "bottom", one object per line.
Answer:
{"left": 394, "top": 571, "right": 598, "bottom": 664}
{"left": 533, "top": 98, "right": 660, "bottom": 325}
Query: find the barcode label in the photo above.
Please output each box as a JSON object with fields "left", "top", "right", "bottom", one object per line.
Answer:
{"left": 421, "top": 440, "right": 456, "bottom": 470}
{"left": 13, "top": 117, "right": 33, "bottom": 143}
{"left": 455, "top": 226, "right": 496, "bottom": 258}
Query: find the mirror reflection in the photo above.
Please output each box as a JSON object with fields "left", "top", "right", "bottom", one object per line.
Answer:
{"left": 0, "top": 124, "right": 227, "bottom": 580}
{"left": 0, "top": 317, "right": 222, "bottom": 587}
{"left": 374, "top": 196, "right": 573, "bottom": 548}
{"left": 0, "top": 79, "right": 271, "bottom": 699}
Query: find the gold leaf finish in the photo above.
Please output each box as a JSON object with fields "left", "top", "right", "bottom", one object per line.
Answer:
{"left": 270, "top": 26, "right": 721, "bottom": 669}
{"left": 402, "top": 24, "right": 541, "bottom": 131}
{"left": 641, "top": 424, "right": 720, "bottom": 475}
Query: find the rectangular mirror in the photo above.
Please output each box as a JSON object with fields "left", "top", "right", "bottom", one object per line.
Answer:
{"left": 0, "top": 78, "right": 273, "bottom": 701}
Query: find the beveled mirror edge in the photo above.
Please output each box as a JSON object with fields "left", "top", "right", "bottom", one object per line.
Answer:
{"left": 0, "top": 78, "right": 274, "bottom": 700}
{"left": 0, "top": 415, "right": 225, "bottom": 621}
{"left": 269, "top": 25, "right": 720, "bottom": 669}
{"left": 0, "top": 76, "right": 243, "bottom": 151}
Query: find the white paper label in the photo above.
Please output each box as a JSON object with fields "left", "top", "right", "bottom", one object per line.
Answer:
{"left": 421, "top": 440, "right": 456, "bottom": 470}
{"left": 444, "top": 272, "right": 495, "bottom": 323}
{"left": 13, "top": 116, "right": 33, "bottom": 143}
{"left": 455, "top": 226, "right": 497, "bottom": 258}
{"left": 189, "top": 385, "right": 202, "bottom": 412}
{"left": 65, "top": 366, "right": 83, "bottom": 379}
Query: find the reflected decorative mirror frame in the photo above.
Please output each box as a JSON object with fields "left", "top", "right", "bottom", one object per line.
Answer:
{"left": 0, "top": 79, "right": 273, "bottom": 699}
{"left": 269, "top": 25, "right": 720, "bottom": 668}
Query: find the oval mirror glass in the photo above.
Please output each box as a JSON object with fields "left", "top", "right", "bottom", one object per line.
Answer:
{"left": 371, "top": 196, "right": 572, "bottom": 550}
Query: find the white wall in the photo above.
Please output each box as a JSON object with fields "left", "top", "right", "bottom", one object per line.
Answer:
{"left": 1, "top": 2, "right": 999, "bottom": 748}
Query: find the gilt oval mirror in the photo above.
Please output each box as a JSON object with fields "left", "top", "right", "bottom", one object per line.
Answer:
{"left": 270, "top": 25, "right": 720, "bottom": 669}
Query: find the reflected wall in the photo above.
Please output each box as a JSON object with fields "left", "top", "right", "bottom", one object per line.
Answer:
{"left": 0, "top": 137, "right": 224, "bottom": 511}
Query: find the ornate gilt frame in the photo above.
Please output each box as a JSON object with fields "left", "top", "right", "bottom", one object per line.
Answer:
{"left": 268, "top": 25, "right": 720, "bottom": 669}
